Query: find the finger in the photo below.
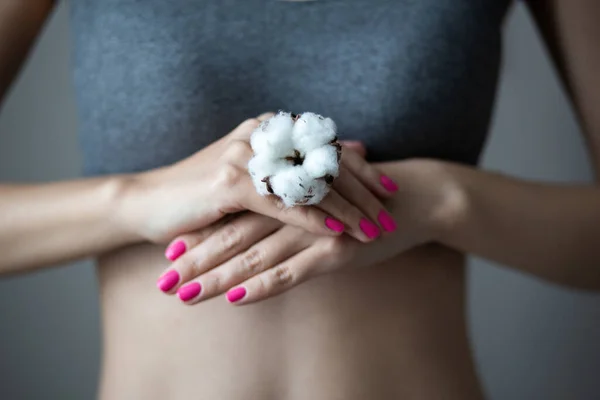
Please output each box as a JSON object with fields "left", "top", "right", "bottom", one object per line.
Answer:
{"left": 176, "top": 226, "right": 310, "bottom": 304}
{"left": 316, "top": 189, "right": 373, "bottom": 242}
{"left": 238, "top": 176, "right": 346, "bottom": 237}
{"left": 341, "top": 146, "right": 398, "bottom": 198}
{"left": 224, "top": 245, "right": 327, "bottom": 305}
{"left": 163, "top": 214, "right": 238, "bottom": 261}
{"left": 228, "top": 112, "right": 276, "bottom": 142}
{"left": 156, "top": 213, "right": 282, "bottom": 294}
{"left": 340, "top": 140, "right": 366, "bottom": 158}
{"left": 332, "top": 165, "right": 397, "bottom": 235}
{"left": 257, "top": 112, "right": 276, "bottom": 121}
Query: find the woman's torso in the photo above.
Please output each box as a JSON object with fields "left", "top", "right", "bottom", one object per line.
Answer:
{"left": 69, "top": 0, "right": 510, "bottom": 398}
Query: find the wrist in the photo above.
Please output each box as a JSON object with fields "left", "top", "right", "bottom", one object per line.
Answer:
{"left": 108, "top": 172, "right": 149, "bottom": 244}
{"left": 382, "top": 158, "right": 467, "bottom": 245}
{"left": 423, "top": 160, "right": 468, "bottom": 245}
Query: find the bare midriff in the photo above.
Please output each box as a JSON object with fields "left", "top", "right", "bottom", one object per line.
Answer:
{"left": 97, "top": 243, "right": 484, "bottom": 400}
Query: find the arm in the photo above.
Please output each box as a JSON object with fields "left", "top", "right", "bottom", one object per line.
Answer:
{"left": 526, "top": 0, "right": 600, "bottom": 174}
{"left": 428, "top": 161, "right": 600, "bottom": 290}
{"left": 0, "top": 0, "right": 54, "bottom": 104}
{"left": 431, "top": 0, "right": 600, "bottom": 290}
{"left": 0, "top": 178, "right": 139, "bottom": 274}
{"left": 0, "top": 1, "right": 140, "bottom": 274}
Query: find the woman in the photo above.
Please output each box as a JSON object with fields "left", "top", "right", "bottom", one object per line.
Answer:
{"left": 2, "top": 1, "right": 600, "bottom": 399}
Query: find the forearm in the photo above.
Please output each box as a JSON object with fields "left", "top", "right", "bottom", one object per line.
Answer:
{"left": 0, "top": 0, "right": 54, "bottom": 103}
{"left": 434, "top": 161, "right": 600, "bottom": 290}
{"left": 0, "top": 176, "right": 140, "bottom": 274}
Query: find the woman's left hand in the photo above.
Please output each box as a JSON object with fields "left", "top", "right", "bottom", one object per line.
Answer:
{"left": 156, "top": 159, "right": 460, "bottom": 304}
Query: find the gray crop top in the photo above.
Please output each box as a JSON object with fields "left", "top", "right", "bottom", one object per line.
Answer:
{"left": 69, "top": 0, "right": 511, "bottom": 175}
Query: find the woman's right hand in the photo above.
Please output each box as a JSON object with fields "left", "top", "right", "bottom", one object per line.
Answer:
{"left": 117, "top": 114, "right": 399, "bottom": 245}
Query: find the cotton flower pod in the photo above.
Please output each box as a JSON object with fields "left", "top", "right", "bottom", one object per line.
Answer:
{"left": 302, "top": 144, "right": 340, "bottom": 180}
{"left": 248, "top": 155, "right": 288, "bottom": 196}
{"left": 269, "top": 165, "right": 329, "bottom": 207}
{"left": 247, "top": 111, "right": 340, "bottom": 207}
{"left": 291, "top": 112, "right": 337, "bottom": 154}
{"left": 250, "top": 111, "right": 295, "bottom": 158}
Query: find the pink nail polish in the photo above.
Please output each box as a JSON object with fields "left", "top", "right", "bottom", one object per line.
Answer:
{"left": 380, "top": 175, "right": 398, "bottom": 192}
{"left": 227, "top": 287, "right": 247, "bottom": 303}
{"left": 157, "top": 270, "right": 180, "bottom": 292}
{"left": 177, "top": 282, "right": 202, "bottom": 302}
{"left": 325, "top": 217, "right": 345, "bottom": 232}
{"left": 165, "top": 240, "right": 186, "bottom": 261}
{"left": 377, "top": 210, "right": 397, "bottom": 232}
{"left": 359, "top": 218, "right": 380, "bottom": 239}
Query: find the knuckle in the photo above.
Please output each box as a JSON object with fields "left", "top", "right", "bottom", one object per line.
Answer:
{"left": 219, "top": 224, "right": 243, "bottom": 252}
{"left": 358, "top": 160, "right": 374, "bottom": 178}
{"left": 331, "top": 198, "right": 359, "bottom": 222}
{"left": 271, "top": 264, "right": 294, "bottom": 288}
{"left": 242, "top": 117, "right": 261, "bottom": 130}
{"left": 204, "top": 273, "right": 222, "bottom": 292}
{"left": 225, "top": 140, "right": 251, "bottom": 161}
{"left": 216, "top": 164, "right": 242, "bottom": 188}
{"left": 183, "top": 254, "right": 204, "bottom": 276}
{"left": 239, "top": 247, "right": 265, "bottom": 276}
{"left": 281, "top": 204, "right": 311, "bottom": 227}
{"left": 322, "top": 237, "right": 346, "bottom": 258}
{"left": 271, "top": 196, "right": 287, "bottom": 212}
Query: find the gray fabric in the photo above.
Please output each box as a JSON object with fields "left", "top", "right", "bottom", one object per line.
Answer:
{"left": 69, "top": 0, "right": 511, "bottom": 175}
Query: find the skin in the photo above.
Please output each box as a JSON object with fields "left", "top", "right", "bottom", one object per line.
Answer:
{"left": 1, "top": 1, "right": 600, "bottom": 399}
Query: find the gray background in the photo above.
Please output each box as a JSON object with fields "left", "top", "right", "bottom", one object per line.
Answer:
{"left": 1, "top": 2, "right": 599, "bottom": 399}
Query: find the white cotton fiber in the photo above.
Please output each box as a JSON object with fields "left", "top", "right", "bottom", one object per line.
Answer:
{"left": 247, "top": 111, "right": 340, "bottom": 207}
{"left": 302, "top": 145, "right": 340, "bottom": 179}
{"left": 248, "top": 154, "right": 286, "bottom": 180}
{"left": 250, "top": 112, "right": 295, "bottom": 158}
{"left": 292, "top": 112, "right": 337, "bottom": 154}
{"left": 270, "top": 166, "right": 311, "bottom": 207}
{"left": 248, "top": 155, "right": 288, "bottom": 196}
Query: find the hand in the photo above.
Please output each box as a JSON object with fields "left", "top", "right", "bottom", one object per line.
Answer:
{"left": 118, "top": 114, "right": 400, "bottom": 245}
{"left": 156, "top": 159, "right": 458, "bottom": 304}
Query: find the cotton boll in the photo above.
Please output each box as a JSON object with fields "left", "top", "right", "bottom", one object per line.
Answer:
{"left": 248, "top": 110, "right": 338, "bottom": 206}
{"left": 266, "top": 111, "right": 294, "bottom": 135}
{"left": 292, "top": 112, "right": 337, "bottom": 153}
{"left": 247, "top": 154, "right": 287, "bottom": 178}
{"left": 320, "top": 116, "right": 337, "bottom": 137}
{"left": 249, "top": 129, "right": 270, "bottom": 156}
{"left": 302, "top": 145, "right": 340, "bottom": 179}
{"left": 269, "top": 166, "right": 308, "bottom": 207}
{"left": 250, "top": 129, "right": 293, "bottom": 159}
{"left": 270, "top": 165, "right": 332, "bottom": 207}
{"left": 250, "top": 112, "right": 295, "bottom": 158}
{"left": 248, "top": 155, "right": 289, "bottom": 197}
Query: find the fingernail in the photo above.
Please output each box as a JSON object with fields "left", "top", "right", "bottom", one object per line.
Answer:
{"left": 177, "top": 282, "right": 202, "bottom": 302}
{"left": 377, "top": 210, "right": 397, "bottom": 232}
{"left": 380, "top": 175, "right": 398, "bottom": 192}
{"left": 227, "top": 287, "right": 247, "bottom": 303}
{"left": 325, "top": 217, "right": 345, "bottom": 232}
{"left": 165, "top": 240, "right": 186, "bottom": 261}
{"left": 157, "top": 270, "right": 180, "bottom": 292}
{"left": 359, "top": 218, "right": 380, "bottom": 239}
